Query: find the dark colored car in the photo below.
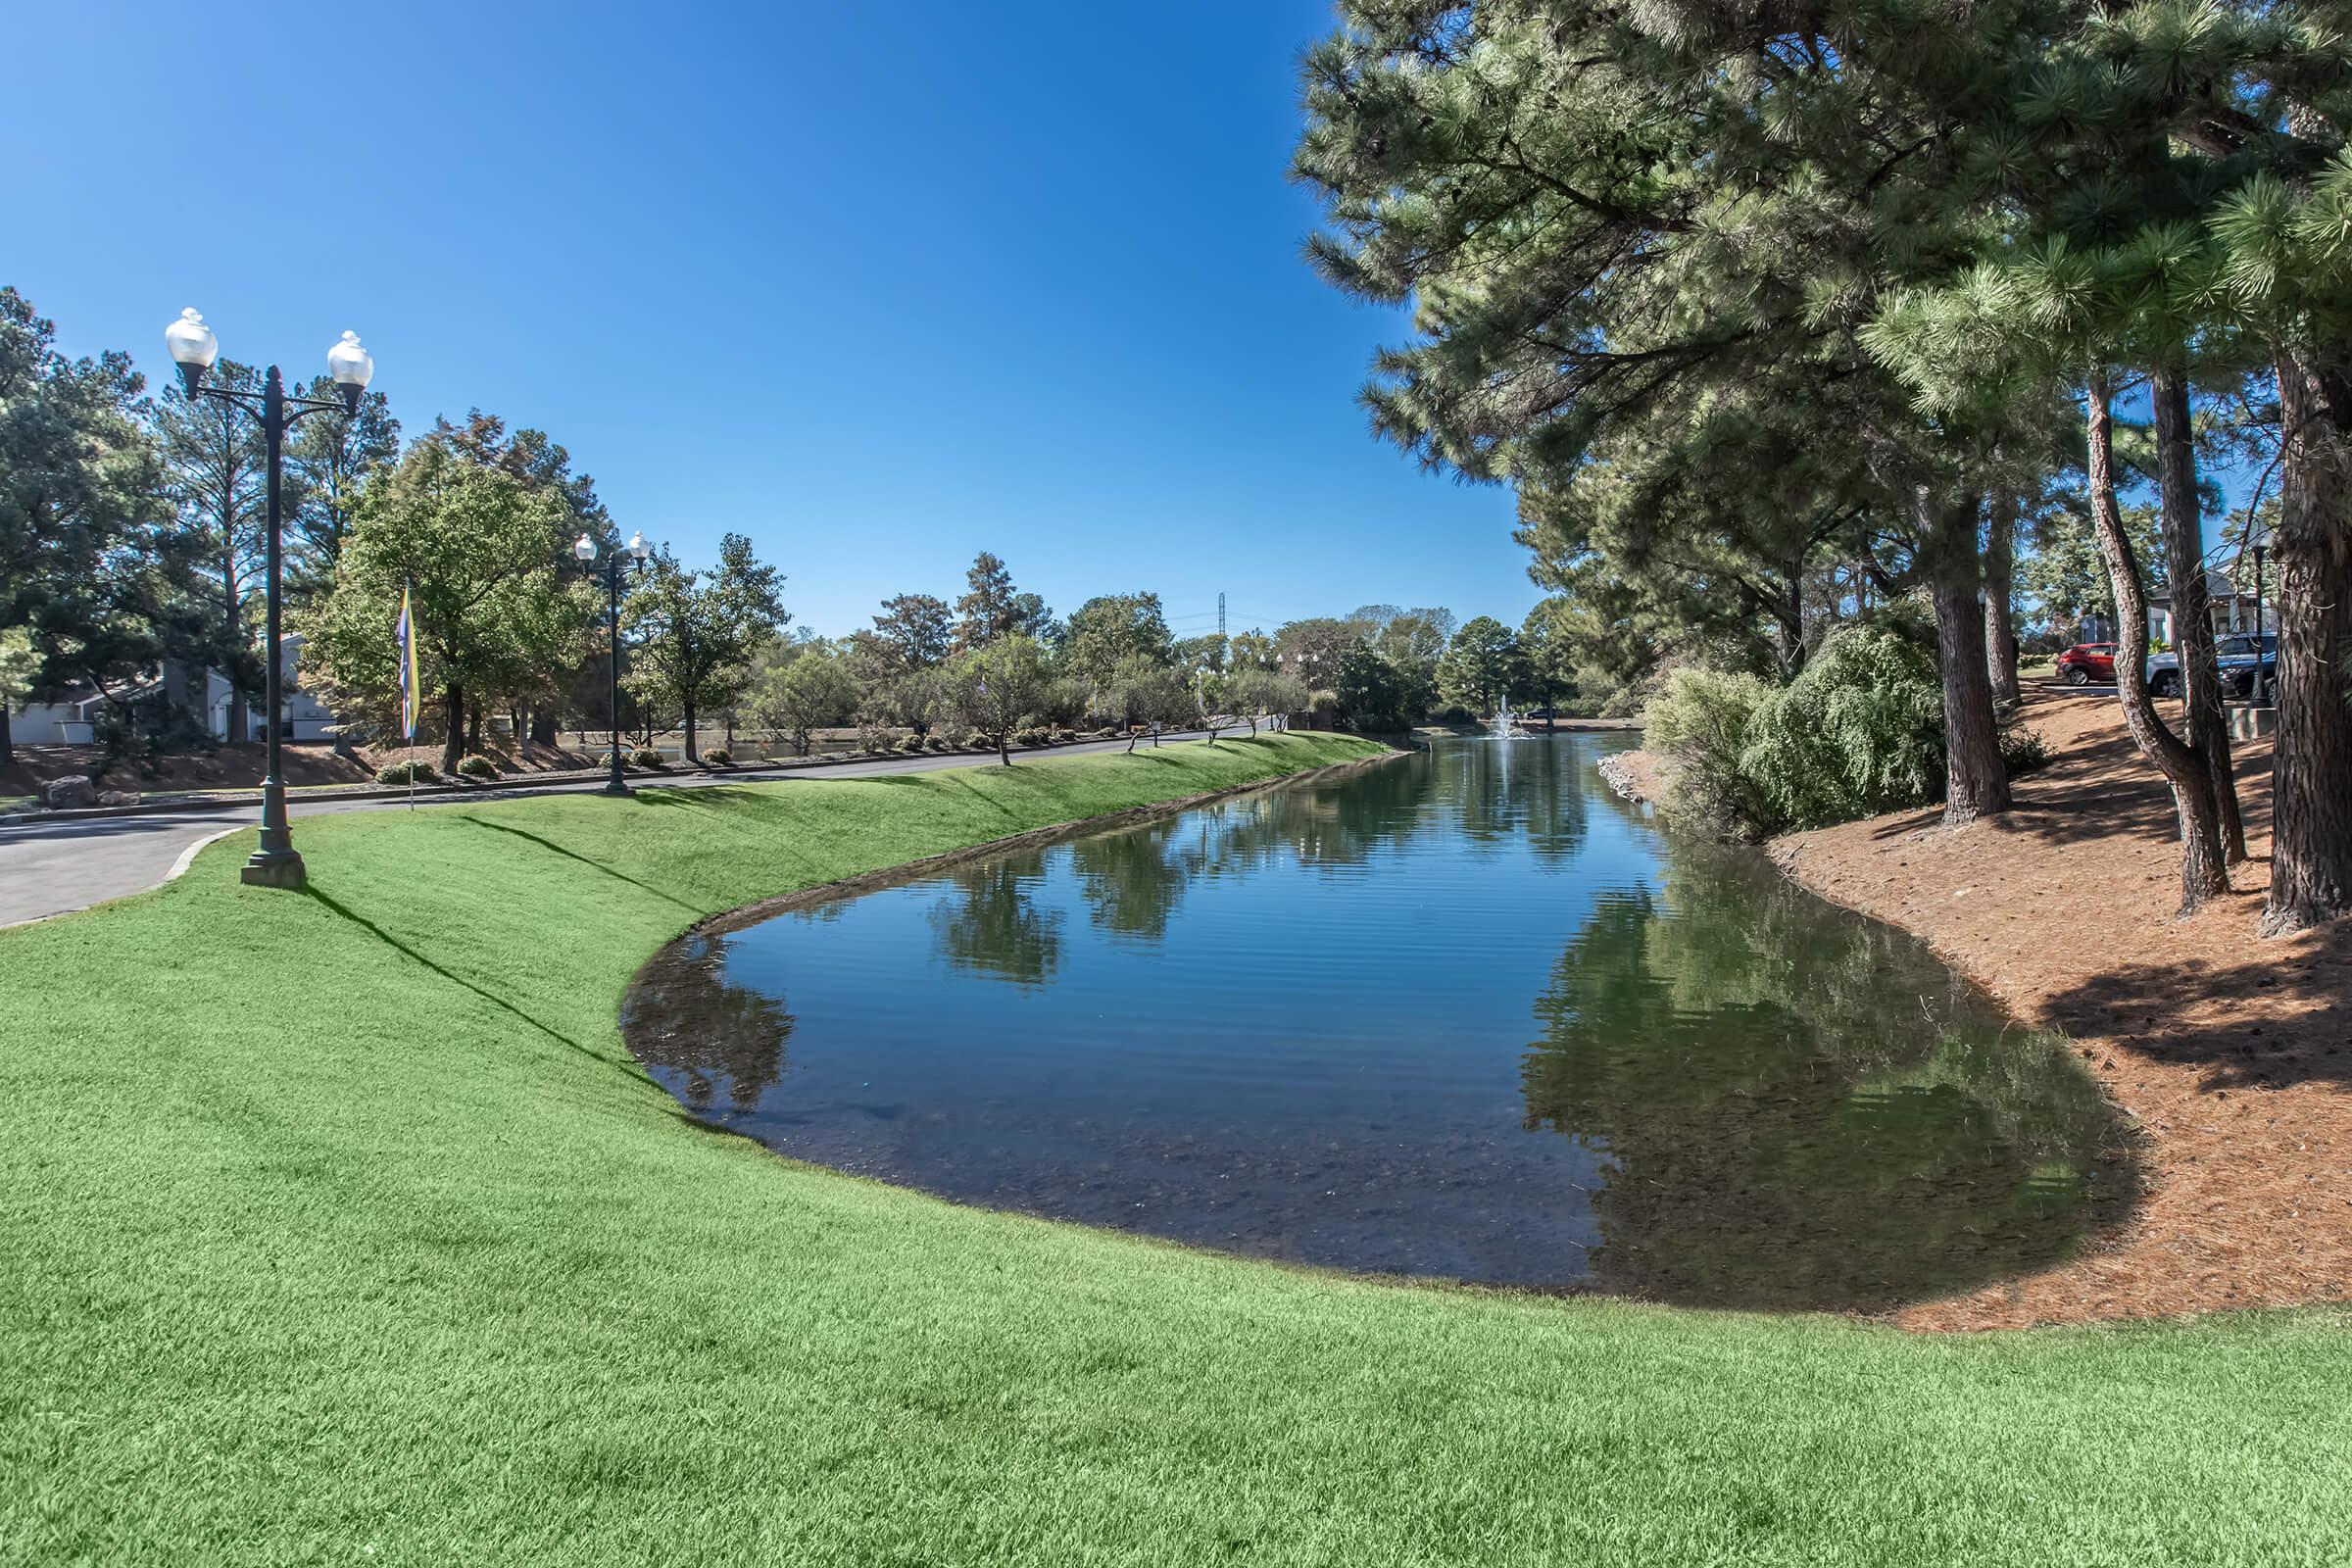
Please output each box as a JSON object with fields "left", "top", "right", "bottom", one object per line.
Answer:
{"left": 2147, "top": 633, "right": 2278, "bottom": 699}
{"left": 2055, "top": 642, "right": 2118, "bottom": 685}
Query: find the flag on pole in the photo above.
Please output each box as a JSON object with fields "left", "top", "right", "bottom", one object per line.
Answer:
{"left": 395, "top": 585, "right": 420, "bottom": 740}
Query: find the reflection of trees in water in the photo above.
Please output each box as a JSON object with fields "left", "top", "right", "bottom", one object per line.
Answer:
{"left": 952, "top": 746, "right": 1586, "bottom": 963}
{"left": 1432, "top": 740, "right": 1590, "bottom": 861}
{"left": 620, "top": 934, "right": 795, "bottom": 1113}
{"left": 930, "top": 858, "right": 1065, "bottom": 986}
{"left": 1069, "top": 819, "right": 1193, "bottom": 942}
{"left": 1522, "top": 844, "right": 2130, "bottom": 1309}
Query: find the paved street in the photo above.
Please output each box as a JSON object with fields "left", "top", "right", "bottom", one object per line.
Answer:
{"left": 0, "top": 731, "right": 1225, "bottom": 928}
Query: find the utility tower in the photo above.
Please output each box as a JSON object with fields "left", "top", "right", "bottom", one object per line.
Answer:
{"left": 1217, "top": 592, "right": 1226, "bottom": 641}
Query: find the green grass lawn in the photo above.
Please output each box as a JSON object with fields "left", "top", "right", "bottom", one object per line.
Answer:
{"left": 3, "top": 732, "right": 2345, "bottom": 1565}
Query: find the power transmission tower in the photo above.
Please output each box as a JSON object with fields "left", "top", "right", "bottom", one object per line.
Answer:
{"left": 1217, "top": 592, "right": 1226, "bottom": 641}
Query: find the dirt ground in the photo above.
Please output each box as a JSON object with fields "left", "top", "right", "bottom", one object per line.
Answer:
{"left": 1730, "top": 691, "right": 2352, "bottom": 1328}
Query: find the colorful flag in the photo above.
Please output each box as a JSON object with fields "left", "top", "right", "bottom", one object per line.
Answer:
{"left": 395, "top": 586, "right": 419, "bottom": 740}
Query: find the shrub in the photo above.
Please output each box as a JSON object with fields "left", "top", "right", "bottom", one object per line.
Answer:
{"left": 374, "top": 760, "right": 438, "bottom": 786}
{"left": 702, "top": 748, "right": 733, "bottom": 767}
{"left": 896, "top": 734, "right": 928, "bottom": 754}
{"left": 1051, "top": 727, "right": 1076, "bottom": 745}
{"left": 629, "top": 748, "right": 665, "bottom": 770}
{"left": 1097, "top": 726, "right": 1120, "bottom": 740}
{"left": 455, "top": 755, "right": 501, "bottom": 780}
{"left": 927, "top": 734, "right": 956, "bottom": 752}
{"left": 2001, "top": 723, "right": 2050, "bottom": 776}
{"left": 1012, "top": 726, "right": 1049, "bottom": 748}
{"left": 1643, "top": 667, "right": 1779, "bottom": 840}
{"left": 1740, "top": 624, "right": 1944, "bottom": 832}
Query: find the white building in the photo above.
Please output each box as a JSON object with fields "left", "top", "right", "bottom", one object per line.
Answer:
{"left": 9, "top": 636, "right": 338, "bottom": 745}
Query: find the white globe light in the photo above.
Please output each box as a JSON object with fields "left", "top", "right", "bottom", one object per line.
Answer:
{"left": 627, "top": 531, "right": 650, "bottom": 562}
{"left": 573, "top": 533, "right": 598, "bottom": 564}
{"left": 165, "top": 308, "right": 219, "bottom": 370}
{"left": 326, "top": 330, "right": 374, "bottom": 388}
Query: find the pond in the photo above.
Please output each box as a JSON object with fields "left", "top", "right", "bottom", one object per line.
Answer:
{"left": 621, "top": 736, "right": 2134, "bottom": 1310}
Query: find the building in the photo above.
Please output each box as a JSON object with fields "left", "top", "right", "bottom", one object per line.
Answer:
{"left": 8, "top": 636, "right": 338, "bottom": 745}
{"left": 2079, "top": 570, "right": 2271, "bottom": 646}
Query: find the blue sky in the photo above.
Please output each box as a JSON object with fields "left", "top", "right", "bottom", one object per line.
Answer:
{"left": 2, "top": 2, "right": 1529, "bottom": 642}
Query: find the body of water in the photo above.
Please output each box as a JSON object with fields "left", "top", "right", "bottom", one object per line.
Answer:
{"left": 622, "top": 737, "right": 2132, "bottom": 1309}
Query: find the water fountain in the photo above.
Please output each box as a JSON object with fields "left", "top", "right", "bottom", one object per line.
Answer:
{"left": 1489, "top": 697, "right": 1526, "bottom": 740}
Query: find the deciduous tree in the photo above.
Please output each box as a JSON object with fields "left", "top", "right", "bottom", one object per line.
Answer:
{"left": 624, "top": 532, "right": 788, "bottom": 762}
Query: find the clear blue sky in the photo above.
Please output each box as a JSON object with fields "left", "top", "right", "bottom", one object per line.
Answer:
{"left": 2, "top": 2, "right": 1530, "bottom": 642}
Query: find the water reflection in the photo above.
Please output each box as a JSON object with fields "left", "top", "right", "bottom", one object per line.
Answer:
{"left": 622, "top": 738, "right": 2133, "bottom": 1308}
{"left": 1523, "top": 848, "right": 2129, "bottom": 1308}
{"left": 621, "top": 934, "right": 794, "bottom": 1113}
{"left": 931, "top": 859, "right": 1063, "bottom": 986}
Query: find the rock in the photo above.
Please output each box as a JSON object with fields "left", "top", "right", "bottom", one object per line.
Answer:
{"left": 43, "top": 775, "right": 98, "bottom": 809}
{"left": 95, "top": 789, "right": 141, "bottom": 807}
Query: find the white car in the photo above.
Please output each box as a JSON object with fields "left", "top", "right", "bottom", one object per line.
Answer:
{"left": 2145, "top": 634, "right": 2278, "bottom": 699}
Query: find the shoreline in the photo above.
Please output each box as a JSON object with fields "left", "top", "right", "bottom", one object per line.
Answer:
{"left": 1602, "top": 695, "right": 2352, "bottom": 1329}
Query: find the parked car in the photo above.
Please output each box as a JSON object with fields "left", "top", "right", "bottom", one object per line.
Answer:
{"left": 2055, "top": 642, "right": 2118, "bottom": 685}
{"left": 2146, "top": 634, "right": 2278, "bottom": 699}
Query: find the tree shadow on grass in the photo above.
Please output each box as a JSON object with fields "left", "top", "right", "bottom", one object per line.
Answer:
{"left": 306, "top": 885, "right": 645, "bottom": 1082}
{"left": 630, "top": 785, "right": 772, "bottom": 811}
{"left": 460, "top": 815, "right": 700, "bottom": 914}
{"left": 854, "top": 768, "right": 1025, "bottom": 823}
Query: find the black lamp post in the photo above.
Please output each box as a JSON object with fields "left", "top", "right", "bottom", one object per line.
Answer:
{"left": 2252, "top": 540, "right": 2272, "bottom": 704}
{"left": 571, "top": 530, "right": 651, "bottom": 796}
{"left": 164, "top": 309, "right": 375, "bottom": 890}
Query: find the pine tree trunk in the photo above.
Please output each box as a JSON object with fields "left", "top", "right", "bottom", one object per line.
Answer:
{"left": 531, "top": 708, "right": 558, "bottom": 748}
{"left": 1984, "top": 489, "right": 2022, "bottom": 707}
{"left": 682, "top": 698, "right": 699, "bottom": 763}
{"left": 2087, "top": 372, "right": 2230, "bottom": 914}
{"left": 1917, "top": 488, "right": 2011, "bottom": 825}
{"left": 2263, "top": 352, "right": 2352, "bottom": 934}
{"left": 2152, "top": 364, "right": 2245, "bottom": 862}
{"left": 441, "top": 683, "right": 466, "bottom": 775}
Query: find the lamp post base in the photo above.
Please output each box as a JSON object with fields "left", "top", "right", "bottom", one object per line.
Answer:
{"left": 600, "top": 778, "right": 634, "bottom": 798}
{"left": 240, "top": 850, "right": 308, "bottom": 890}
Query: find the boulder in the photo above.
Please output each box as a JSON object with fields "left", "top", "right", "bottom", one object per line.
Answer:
{"left": 43, "top": 775, "right": 98, "bottom": 810}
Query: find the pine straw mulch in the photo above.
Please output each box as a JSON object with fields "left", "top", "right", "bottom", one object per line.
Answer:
{"left": 1761, "top": 691, "right": 2351, "bottom": 1329}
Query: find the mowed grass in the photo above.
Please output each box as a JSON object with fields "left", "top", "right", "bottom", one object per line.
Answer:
{"left": 1, "top": 732, "right": 2346, "bottom": 1566}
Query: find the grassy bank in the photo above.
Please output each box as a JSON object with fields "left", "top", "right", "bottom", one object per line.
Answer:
{"left": 3, "top": 732, "right": 2346, "bottom": 1565}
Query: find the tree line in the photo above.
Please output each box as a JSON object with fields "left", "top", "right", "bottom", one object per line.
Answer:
{"left": 1295, "top": 0, "right": 2352, "bottom": 935}
{"left": 3, "top": 283, "right": 1559, "bottom": 775}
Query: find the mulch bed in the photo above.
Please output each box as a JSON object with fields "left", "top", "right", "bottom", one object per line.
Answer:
{"left": 1758, "top": 691, "right": 2352, "bottom": 1328}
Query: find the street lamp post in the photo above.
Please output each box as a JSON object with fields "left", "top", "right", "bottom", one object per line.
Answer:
{"left": 164, "top": 309, "right": 374, "bottom": 890}
{"left": 571, "top": 530, "right": 652, "bottom": 796}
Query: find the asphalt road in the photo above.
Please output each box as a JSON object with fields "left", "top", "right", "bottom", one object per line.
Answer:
{"left": 0, "top": 730, "right": 1226, "bottom": 929}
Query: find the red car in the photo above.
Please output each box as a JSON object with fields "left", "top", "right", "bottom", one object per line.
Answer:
{"left": 2055, "top": 642, "right": 2118, "bottom": 685}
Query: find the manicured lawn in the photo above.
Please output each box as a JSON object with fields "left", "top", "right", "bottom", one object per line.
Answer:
{"left": 2, "top": 732, "right": 2345, "bottom": 1565}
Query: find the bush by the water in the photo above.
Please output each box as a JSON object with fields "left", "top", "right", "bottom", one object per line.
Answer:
{"left": 455, "top": 755, "right": 501, "bottom": 780}
{"left": 1741, "top": 626, "right": 1943, "bottom": 831}
{"left": 1645, "top": 623, "right": 1959, "bottom": 840}
{"left": 629, "top": 749, "right": 665, "bottom": 770}
{"left": 896, "top": 734, "right": 928, "bottom": 754}
{"left": 374, "top": 760, "right": 439, "bottom": 786}
{"left": 701, "top": 748, "right": 732, "bottom": 767}
{"left": 1644, "top": 667, "right": 1780, "bottom": 840}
